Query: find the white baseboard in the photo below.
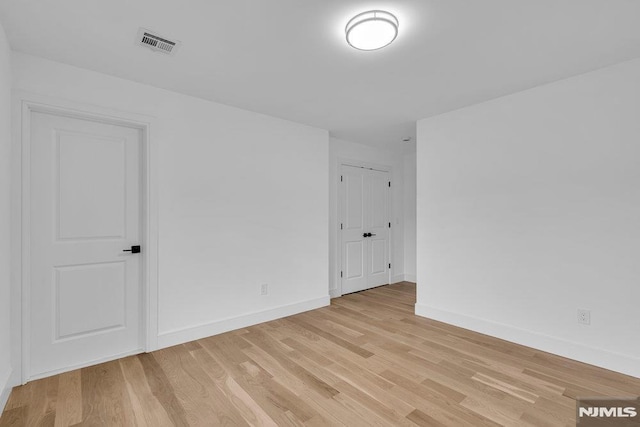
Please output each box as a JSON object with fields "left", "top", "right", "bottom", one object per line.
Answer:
{"left": 0, "top": 368, "right": 13, "bottom": 414}
{"left": 403, "top": 274, "right": 417, "bottom": 283}
{"left": 391, "top": 274, "right": 405, "bottom": 284}
{"left": 415, "top": 304, "right": 640, "bottom": 379}
{"left": 391, "top": 274, "right": 416, "bottom": 284}
{"left": 157, "top": 296, "right": 330, "bottom": 349}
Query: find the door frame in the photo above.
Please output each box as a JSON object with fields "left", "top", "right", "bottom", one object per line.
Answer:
{"left": 335, "top": 159, "right": 393, "bottom": 297}
{"left": 11, "top": 92, "right": 159, "bottom": 384}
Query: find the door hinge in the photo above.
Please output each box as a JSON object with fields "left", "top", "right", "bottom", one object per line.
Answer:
{"left": 340, "top": 271, "right": 343, "bottom": 278}
{"left": 389, "top": 263, "right": 391, "bottom": 269}
{"left": 340, "top": 223, "right": 343, "bottom": 230}
{"left": 340, "top": 175, "right": 343, "bottom": 182}
{"left": 388, "top": 222, "right": 391, "bottom": 228}
{"left": 388, "top": 181, "right": 391, "bottom": 187}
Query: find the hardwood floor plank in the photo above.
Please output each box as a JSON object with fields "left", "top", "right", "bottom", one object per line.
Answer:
{"left": 151, "top": 344, "right": 249, "bottom": 426}
{"left": 81, "top": 360, "right": 136, "bottom": 426}
{"left": 331, "top": 382, "right": 417, "bottom": 427}
{"left": 471, "top": 373, "right": 539, "bottom": 404}
{"left": 519, "top": 396, "right": 577, "bottom": 426}
{"left": 200, "top": 336, "right": 319, "bottom": 426}
{"left": 118, "top": 355, "right": 174, "bottom": 427}
{"left": 188, "top": 346, "right": 278, "bottom": 427}
{"left": 53, "top": 371, "right": 81, "bottom": 427}
{"left": 0, "top": 406, "right": 26, "bottom": 427}
{"left": 406, "top": 408, "right": 447, "bottom": 427}
{"left": 137, "top": 352, "right": 190, "bottom": 426}
{"left": 242, "top": 328, "right": 340, "bottom": 399}
{"left": 287, "top": 317, "right": 374, "bottom": 359}
{"left": 278, "top": 337, "right": 333, "bottom": 367}
{"left": 3, "top": 282, "right": 640, "bottom": 427}
{"left": 460, "top": 396, "right": 524, "bottom": 426}
{"left": 299, "top": 390, "right": 364, "bottom": 427}
{"left": 379, "top": 370, "right": 501, "bottom": 426}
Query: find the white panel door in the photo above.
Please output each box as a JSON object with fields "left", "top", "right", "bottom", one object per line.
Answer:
{"left": 341, "top": 167, "right": 367, "bottom": 293}
{"left": 340, "top": 165, "right": 390, "bottom": 294}
{"left": 367, "top": 170, "right": 390, "bottom": 288}
{"left": 29, "top": 111, "right": 143, "bottom": 379}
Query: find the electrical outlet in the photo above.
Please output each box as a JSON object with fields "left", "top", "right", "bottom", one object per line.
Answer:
{"left": 577, "top": 309, "right": 591, "bottom": 325}
{"left": 260, "top": 284, "right": 269, "bottom": 296}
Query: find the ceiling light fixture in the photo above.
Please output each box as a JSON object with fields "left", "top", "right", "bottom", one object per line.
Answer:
{"left": 345, "top": 10, "right": 399, "bottom": 51}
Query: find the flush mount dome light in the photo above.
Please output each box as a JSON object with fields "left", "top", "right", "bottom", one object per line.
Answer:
{"left": 346, "top": 10, "right": 399, "bottom": 51}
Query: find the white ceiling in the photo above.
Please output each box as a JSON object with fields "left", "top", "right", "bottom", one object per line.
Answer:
{"left": 2, "top": 1, "right": 640, "bottom": 151}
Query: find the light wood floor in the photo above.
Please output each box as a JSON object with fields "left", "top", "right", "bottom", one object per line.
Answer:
{"left": 2, "top": 282, "right": 639, "bottom": 426}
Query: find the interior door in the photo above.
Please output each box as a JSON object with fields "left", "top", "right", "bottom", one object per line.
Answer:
{"left": 340, "top": 165, "right": 390, "bottom": 294}
{"left": 366, "top": 169, "right": 390, "bottom": 288}
{"left": 29, "top": 111, "right": 143, "bottom": 379}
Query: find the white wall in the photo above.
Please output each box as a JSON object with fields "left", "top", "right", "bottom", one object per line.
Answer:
{"left": 12, "top": 53, "right": 330, "bottom": 354}
{"left": 0, "top": 22, "right": 12, "bottom": 410}
{"left": 328, "top": 137, "right": 408, "bottom": 297}
{"left": 416, "top": 59, "right": 640, "bottom": 378}
{"left": 403, "top": 152, "right": 416, "bottom": 282}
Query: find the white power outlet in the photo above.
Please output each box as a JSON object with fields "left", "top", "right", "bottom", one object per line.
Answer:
{"left": 260, "top": 284, "right": 269, "bottom": 296}
{"left": 577, "top": 309, "right": 591, "bottom": 325}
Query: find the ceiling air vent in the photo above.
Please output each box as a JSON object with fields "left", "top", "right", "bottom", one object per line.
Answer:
{"left": 136, "top": 28, "right": 181, "bottom": 55}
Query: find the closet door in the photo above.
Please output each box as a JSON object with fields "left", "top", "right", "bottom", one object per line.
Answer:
{"left": 340, "top": 165, "right": 390, "bottom": 294}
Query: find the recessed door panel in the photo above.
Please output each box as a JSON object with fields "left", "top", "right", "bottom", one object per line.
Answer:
{"left": 369, "top": 239, "right": 387, "bottom": 275}
{"left": 55, "top": 262, "right": 126, "bottom": 340}
{"left": 56, "top": 131, "right": 126, "bottom": 240}
{"left": 370, "top": 174, "right": 387, "bottom": 229}
{"left": 344, "top": 173, "right": 364, "bottom": 230}
{"left": 345, "top": 241, "right": 364, "bottom": 279}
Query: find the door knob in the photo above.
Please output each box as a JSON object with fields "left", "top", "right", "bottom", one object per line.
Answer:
{"left": 123, "top": 245, "right": 141, "bottom": 254}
